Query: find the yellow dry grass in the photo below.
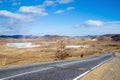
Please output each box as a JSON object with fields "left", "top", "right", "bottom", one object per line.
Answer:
{"left": 0, "top": 38, "right": 120, "bottom": 67}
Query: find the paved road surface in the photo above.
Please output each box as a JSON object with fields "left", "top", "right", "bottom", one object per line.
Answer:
{"left": 0, "top": 52, "right": 115, "bottom": 80}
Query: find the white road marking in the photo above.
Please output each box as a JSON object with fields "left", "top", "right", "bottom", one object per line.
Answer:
{"left": 0, "top": 53, "right": 114, "bottom": 80}
{"left": 0, "top": 56, "right": 101, "bottom": 80}
{"left": 91, "top": 58, "right": 112, "bottom": 70}
{"left": 0, "top": 67, "right": 53, "bottom": 80}
{"left": 73, "top": 58, "right": 113, "bottom": 80}
{"left": 73, "top": 70, "right": 90, "bottom": 80}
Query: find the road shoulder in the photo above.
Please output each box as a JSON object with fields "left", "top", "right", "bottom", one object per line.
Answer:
{"left": 81, "top": 56, "right": 120, "bottom": 80}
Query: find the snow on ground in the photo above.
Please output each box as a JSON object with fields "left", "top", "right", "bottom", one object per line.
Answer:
{"left": 6, "top": 42, "right": 40, "bottom": 48}
{"left": 65, "top": 45, "right": 90, "bottom": 48}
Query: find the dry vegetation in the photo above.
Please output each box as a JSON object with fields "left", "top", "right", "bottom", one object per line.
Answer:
{"left": 0, "top": 37, "right": 120, "bottom": 67}
{"left": 55, "top": 40, "right": 70, "bottom": 60}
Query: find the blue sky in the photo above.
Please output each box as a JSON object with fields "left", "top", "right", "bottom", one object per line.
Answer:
{"left": 0, "top": 0, "right": 120, "bottom": 36}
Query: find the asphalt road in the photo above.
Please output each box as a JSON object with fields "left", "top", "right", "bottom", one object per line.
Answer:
{"left": 0, "top": 52, "right": 115, "bottom": 80}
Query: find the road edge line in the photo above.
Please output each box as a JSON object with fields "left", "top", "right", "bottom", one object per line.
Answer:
{"left": 0, "top": 67, "right": 53, "bottom": 80}
{"left": 73, "top": 57, "right": 113, "bottom": 80}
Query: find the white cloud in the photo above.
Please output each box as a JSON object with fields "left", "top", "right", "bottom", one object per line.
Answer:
{"left": 55, "top": 6, "right": 74, "bottom": 14}
{"left": 57, "top": 0, "right": 73, "bottom": 4}
{"left": 19, "top": 0, "right": 74, "bottom": 15}
{"left": 0, "top": 20, "right": 26, "bottom": 35}
{"left": 73, "top": 20, "right": 120, "bottom": 28}
{"left": 19, "top": 6, "right": 48, "bottom": 16}
{"left": 42, "top": 0, "right": 55, "bottom": 7}
{"left": 12, "top": 2, "right": 21, "bottom": 6}
{"left": 41, "top": 0, "right": 74, "bottom": 7}
{"left": 0, "top": 10, "right": 33, "bottom": 22}
{"left": 55, "top": 10, "right": 64, "bottom": 14}
{"left": 66, "top": 7, "right": 74, "bottom": 11}
{"left": 85, "top": 20, "right": 103, "bottom": 27}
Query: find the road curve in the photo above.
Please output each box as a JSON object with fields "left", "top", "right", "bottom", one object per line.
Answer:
{"left": 0, "top": 52, "right": 115, "bottom": 80}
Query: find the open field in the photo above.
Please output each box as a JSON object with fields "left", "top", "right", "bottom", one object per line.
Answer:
{"left": 0, "top": 37, "right": 120, "bottom": 67}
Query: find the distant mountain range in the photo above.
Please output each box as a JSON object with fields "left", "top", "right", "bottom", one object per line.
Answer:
{"left": 95, "top": 34, "right": 120, "bottom": 41}
{"left": 74, "top": 35, "right": 96, "bottom": 38}
{"left": 0, "top": 35, "right": 69, "bottom": 39}
{"left": 41, "top": 35, "right": 69, "bottom": 38}
{"left": 0, "top": 34, "right": 120, "bottom": 41}
{"left": 0, "top": 35, "right": 39, "bottom": 38}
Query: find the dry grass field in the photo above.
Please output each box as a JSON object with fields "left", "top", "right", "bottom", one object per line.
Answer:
{"left": 0, "top": 37, "right": 120, "bottom": 67}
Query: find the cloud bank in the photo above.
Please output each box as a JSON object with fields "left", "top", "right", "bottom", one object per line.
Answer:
{"left": 85, "top": 20, "right": 103, "bottom": 27}
{"left": 73, "top": 20, "right": 120, "bottom": 28}
{"left": 0, "top": 0, "right": 75, "bottom": 35}
{"left": 19, "top": 6, "right": 48, "bottom": 16}
{"left": 0, "top": 10, "right": 33, "bottom": 22}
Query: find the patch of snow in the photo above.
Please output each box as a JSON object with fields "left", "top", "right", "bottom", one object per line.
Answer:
{"left": 65, "top": 45, "right": 90, "bottom": 48}
{"left": 6, "top": 42, "right": 40, "bottom": 48}
{"left": 91, "top": 39, "right": 97, "bottom": 41}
